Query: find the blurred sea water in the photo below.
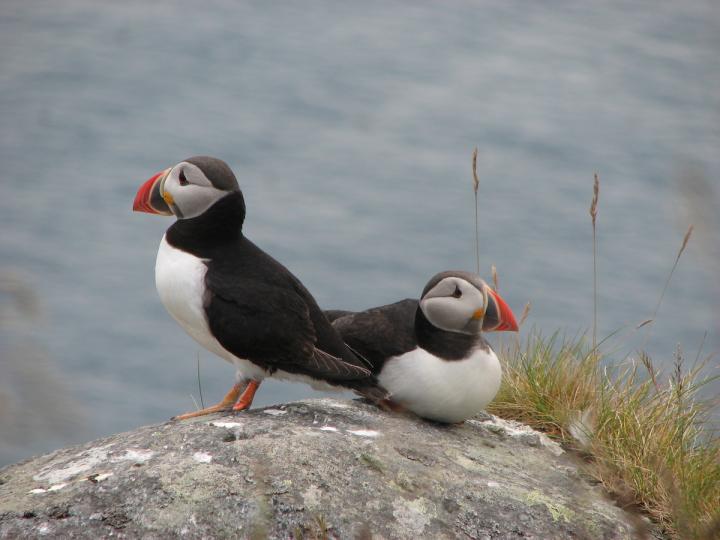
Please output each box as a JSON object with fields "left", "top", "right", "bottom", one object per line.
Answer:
{"left": 1, "top": 0, "right": 718, "bottom": 466}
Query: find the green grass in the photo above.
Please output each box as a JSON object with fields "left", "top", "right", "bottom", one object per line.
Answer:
{"left": 474, "top": 169, "right": 718, "bottom": 538}
{"left": 488, "top": 332, "right": 720, "bottom": 539}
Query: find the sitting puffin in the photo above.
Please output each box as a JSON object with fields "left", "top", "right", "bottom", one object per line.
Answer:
{"left": 325, "top": 271, "right": 518, "bottom": 423}
{"left": 132, "top": 156, "right": 382, "bottom": 419}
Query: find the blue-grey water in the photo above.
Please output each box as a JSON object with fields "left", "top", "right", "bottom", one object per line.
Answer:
{"left": 1, "top": 0, "right": 718, "bottom": 466}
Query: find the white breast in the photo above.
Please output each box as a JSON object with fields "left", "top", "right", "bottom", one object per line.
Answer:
{"left": 377, "top": 346, "right": 502, "bottom": 423}
{"left": 154, "top": 235, "right": 267, "bottom": 381}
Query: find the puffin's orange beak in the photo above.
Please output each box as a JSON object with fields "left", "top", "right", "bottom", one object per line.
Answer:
{"left": 132, "top": 168, "right": 173, "bottom": 215}
{"left": 486, "top": 289, "right": 519, "bottom": 332}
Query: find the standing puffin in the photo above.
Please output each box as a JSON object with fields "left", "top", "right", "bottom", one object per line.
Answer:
{"left": 325, "top": 271, "right": 518, "bottom": 423}
{"left": 132, "top": 156, "right": 382, "bottom": 419}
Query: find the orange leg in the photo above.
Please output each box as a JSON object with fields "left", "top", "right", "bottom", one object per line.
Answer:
{"left": 173, "top": 381, "right": 246, "bottom": 420}
{"left": 232, "top": 380, "right": 261, "bottom": 411}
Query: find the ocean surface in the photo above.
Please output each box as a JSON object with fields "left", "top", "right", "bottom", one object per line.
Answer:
{"left": 1, "top": 0, "right": 718, "bottom": 466}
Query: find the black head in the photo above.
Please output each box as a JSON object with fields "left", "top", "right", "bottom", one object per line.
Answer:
{"left": 184, "top": 156, "right": 239, "bottom": 192}
{"left": 133, "top": 156, "right": 240, "bottom": 219}
{"left": 420, "top": 270, "right": 518, "bottom": 333}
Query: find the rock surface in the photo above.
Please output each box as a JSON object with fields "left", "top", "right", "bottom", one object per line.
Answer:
{"left": 0, "top": 398, "right": 638, "bottom": 539}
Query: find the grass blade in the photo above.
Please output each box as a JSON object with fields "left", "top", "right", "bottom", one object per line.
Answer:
{"left": 641, "top": 225, "right": 694, "bottom": 347}
{"left": 590, "top": 173, "right": 600, "bottom": 350}
{"left": 197, "top": 352, "right": 205, "bottom": 409}
{"left": 472, "top": 147, "right": 480, "bottom": 274}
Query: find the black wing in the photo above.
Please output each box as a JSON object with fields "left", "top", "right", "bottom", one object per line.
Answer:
{"left": 328, "top": 298, "right": 419, "bottom": 374}
{"left": 206, "top": 271, "right": 371, "bottom": 382}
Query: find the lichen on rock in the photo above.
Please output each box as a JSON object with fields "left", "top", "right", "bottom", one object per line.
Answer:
{"left": 0, "top": 398, "right": 640, "bottom": 539}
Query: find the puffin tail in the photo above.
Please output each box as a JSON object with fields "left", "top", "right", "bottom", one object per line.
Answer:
{"left": 353, "top": 383, "right": 390, "bottom": 403}
{"left": 310, "top": 348, "right": 371, "bottom": 380}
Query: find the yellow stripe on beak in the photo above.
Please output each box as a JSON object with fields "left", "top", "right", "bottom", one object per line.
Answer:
{"left": 162, "top": 191, "right": 175, "bottom": 206}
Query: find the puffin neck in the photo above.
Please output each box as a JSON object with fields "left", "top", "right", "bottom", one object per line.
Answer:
{"left": 166, "top": 191, "right": 246, "bottom": 254}
{"left": 414, "top": 307, "right": 486, "bottom": 360}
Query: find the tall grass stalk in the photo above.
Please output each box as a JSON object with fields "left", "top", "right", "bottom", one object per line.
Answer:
{"left": 472, "top": 148, "right": 480, "bottom": 274}
{"left": 641, "top": 225, "right": 694, "bottom": 348}
{"left": 590, "top": 174, "right": 599, "bottom": 350}
{"left": 197, "top": 352, "right": 205, "bottom": 409}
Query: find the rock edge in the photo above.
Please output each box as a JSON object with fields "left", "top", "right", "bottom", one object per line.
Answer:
{"left": 0, "top": 398, "right": 639, "bottom": 539}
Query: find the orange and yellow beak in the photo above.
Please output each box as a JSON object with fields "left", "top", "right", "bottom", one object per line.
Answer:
{"left": 132, "top": 168, "right": 173, "bottom": 215}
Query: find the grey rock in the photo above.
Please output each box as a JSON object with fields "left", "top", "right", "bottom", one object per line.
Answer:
{"left": 0, "top": 398, "right": 639, "bottom": 539}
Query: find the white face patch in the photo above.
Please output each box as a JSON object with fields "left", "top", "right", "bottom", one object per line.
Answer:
{"left": 419, "top": 277, "right": 486, "bottom": 334}
{"left": 162, "top": 162, "right": 229, "bottom": 219}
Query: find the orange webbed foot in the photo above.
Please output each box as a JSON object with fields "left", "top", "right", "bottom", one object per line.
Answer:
{"left": 173, "top": 381, "right": 247, "bottom": 420}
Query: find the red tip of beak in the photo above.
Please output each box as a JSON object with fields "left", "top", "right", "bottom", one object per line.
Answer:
{"left": 488, "top": 289, "right": 519, "bottom": 332}
{"left": 133, "top": 170, "right": 168, "bottom": 214}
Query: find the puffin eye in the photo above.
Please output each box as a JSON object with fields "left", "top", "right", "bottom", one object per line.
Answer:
{"left": 452, "top": 286, "right": 462, "bottom": 298}
{"left": 178, "top": 170, "right": 189, "bottom": 186}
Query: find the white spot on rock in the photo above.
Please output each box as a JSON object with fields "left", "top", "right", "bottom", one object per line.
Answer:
{"left": 317, "top": 399, "right": 350, "bottom": 409}
{"left": 263, "top": 408, "right": 287, "bottom": 416}
{"left": 319, "top": 426, "right": 338, "bottom": 432}
{"left": 193, "top": 451, "right": 213, "bottom": 463}
{"left": 209, "top": 421, "right": 243, "bottom": 428}
{"left": 33, "top": 444, "right": 114, "bottom": 484}
{"left": 30, "top": 472, "right": 114, "bottom": 495}
{"left": 469, "top": 416, "right": 564, "bottom": 456}
{"left": 346, "top": 429, "right": 379, "bottom": 438}
{"left": 487, "top": 481, "right": 500, "bottom": 488}
{"left": 28, "top": 483, "right": 67, "bottom": 495}
{"left": 37, "top": 522, "right": 52, "bottom": 535}
{"left": 112, "top": 448, "right": 155, "bottom": 464}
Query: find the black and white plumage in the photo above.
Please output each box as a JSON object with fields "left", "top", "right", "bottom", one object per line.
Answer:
{"left": 133, "top": 156, "right": 382, "bottom": 418}
{"left": 327, "top": 271, "right": 518, "bottom": 423}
